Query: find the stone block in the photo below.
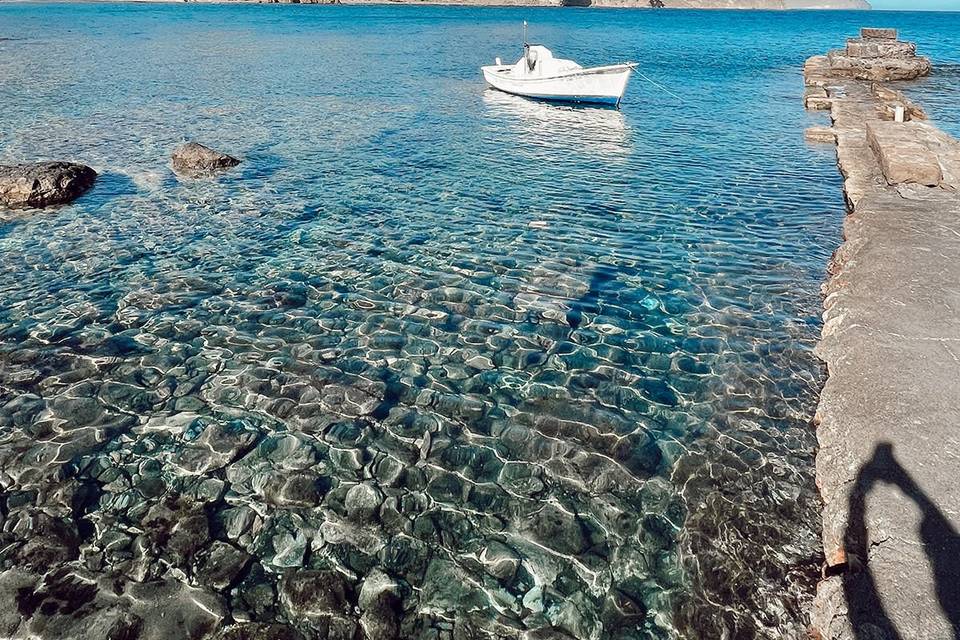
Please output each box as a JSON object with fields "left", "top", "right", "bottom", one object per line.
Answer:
{"left": 805, "top": 127, "right": 837, "bottom": 144}
{"left": 873, "top": 84, "right": 927, "bottom": 120}
{"left": 826, "top": 51, "right": 932, "bottom": 82}
{"left": 803, "top": 54, "right": 832, "bottom": 84}
{"left": 866, "top": 121, "right": 943, "bottom": 187}
{"left": 805, "top": 95, "right": 834, "bottom": 111}
{"left": 846, "top": 38, "right": 916, "bottom": 59}
{"left": 861, "top": 27, "right": 897, "bottom": 40}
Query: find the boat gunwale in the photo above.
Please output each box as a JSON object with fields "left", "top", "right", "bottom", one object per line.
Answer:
{"left": 480, "top": 62, "right": 637, "bottom": 83}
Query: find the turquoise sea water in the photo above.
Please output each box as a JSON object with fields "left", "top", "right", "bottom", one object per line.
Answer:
{"left": 1, "top": 5, "right": 959, "bottom": 639}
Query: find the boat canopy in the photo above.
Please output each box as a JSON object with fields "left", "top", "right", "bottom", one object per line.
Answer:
{"left": 512, "top": 45, "right": 583, "bottom": 79}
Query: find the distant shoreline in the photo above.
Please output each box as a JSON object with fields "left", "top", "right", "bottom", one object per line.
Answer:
{"left": 0, "top": 0, "right": 873, "bottom": 10}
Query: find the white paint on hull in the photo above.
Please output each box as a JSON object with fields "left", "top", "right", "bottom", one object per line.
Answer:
{"left": 482, "top": 64, "right": 634, "bottom": 105}
{"left": 481, "top": 45, "right": 634, "bottom": 106}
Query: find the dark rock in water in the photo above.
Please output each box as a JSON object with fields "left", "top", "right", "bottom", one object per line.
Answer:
{"left": 10, "top": 512, "right": 81, "bottom": 570}
{"left": 607, "top": 577, "right": 649, "bottom": 622}
{"left": 612, "top": 431, "right": 663, "bottom": 477}
{"left": 231, "top": 562, "right": 278, "bottom": 621}
{"left": 358, "top": 570, "right": 400, "bottom": 640}
{"left": 281, "top": 473, "right": 329, "bottom": 506}
{"left": 278, "top": 570, "right": 354, "bottom": 619}
{"left": 214, "top": 623, "right": 307, "bottom": 640}
{"left": 523, "top": 504, "right": 587, "bottom": 555}
{"left": 178, "top": 421, "right": 261, "bottom": 475}
{"left": 142, "top": 497, "right": 210, "bottom": 567}
{"left": 479, "top": 542, "right": 521, "bottom": 582}
{"left": 526, "top": 629, "right": 579, "bottom": 640}
{"left": 196, "top": 541, "right": 251, "bottom": 591}
{"left": 379, "top": 535, "right": 429, "bottom": 581}
{"left": 0, "top": 161, "right": 97, "bottom": 208}
{"left": 103, "top": 611, "right": 144, "bottom": 640}
{"left": 15, "top": 568, "right": 97, "bottom": 619}
{"left": 344, "top": 482, "right": 384, "bottom": 523}
{"left": 171, "top": 142, "right": 240, "bottom": 175}
{"left": 264, "top": 519, "right": 309, "bottom": 568}
{"left": 278, "top": 570, "right": 360, "bottom": 639}
{"left": 5, "top": 568, "right": 226, "bottom": 640}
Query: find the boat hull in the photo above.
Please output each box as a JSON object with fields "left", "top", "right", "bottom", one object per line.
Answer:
{"left": 481, "top": 63, "right": 634, "bottom": 106}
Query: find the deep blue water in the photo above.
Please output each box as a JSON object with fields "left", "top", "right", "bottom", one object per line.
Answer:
{"left": 0, "top": 4, "right": 958, "bottom": 640}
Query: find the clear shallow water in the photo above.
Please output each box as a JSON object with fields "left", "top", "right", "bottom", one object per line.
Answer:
{"left": 0, "top": 5, "right": 958, "bottom": 640}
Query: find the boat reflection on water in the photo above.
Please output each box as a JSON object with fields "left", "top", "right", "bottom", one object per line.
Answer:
{"left": 481, "top": 89, "right": 631, "bottom": 159}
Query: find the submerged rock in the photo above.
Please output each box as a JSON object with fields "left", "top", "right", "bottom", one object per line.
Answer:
{"left": 214, "top": 623, "right": 306, "bottom": 640}
{"left": 345, "top": 482, "right": 384, "bottom": 523}
{"left": 230, "top": 562, "right": 278, "bottom": 622}
{"left": 267, "top": 527, "right": 309, "bottom": 568}
{"left": 141, "top": 497, "right": 211, "bottom": 567}
{"left": 5, "top": 568, "right": 226, "bottom": 640}
{"left": 523, "top": 504, "right": 587, "bottom": 556}
{"left": 171, "top": 142, "right": 240, "bottom": 175}
{"left": 196, "top": 541, "right": 251, "bottom": 591}
{"left": 358, "top": 570, "right": 401, "bottom": 640}
{"left": 0, "top": 161, "right": 97, "bottom": 208}
{"left": 479, "top": 541, "right": 521, "bottom": 582}
{"left": 279, "top": 570, "right": 353, "bottom": 617}
{"left": 278, "top": 570, "right": 358, "bottom": 638}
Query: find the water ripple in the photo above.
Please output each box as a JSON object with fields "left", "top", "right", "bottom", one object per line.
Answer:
{"left": 2, "top": 4, "right": 959, "bottom": 640}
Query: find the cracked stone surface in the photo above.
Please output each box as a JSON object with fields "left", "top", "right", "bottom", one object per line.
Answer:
{"left": 805, "top": 33, "right": 960, "bottom": 640}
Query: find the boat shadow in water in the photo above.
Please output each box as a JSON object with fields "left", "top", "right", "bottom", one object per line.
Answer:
{"left": 482, "top": 89, "right": 631, "bottom": 159}
{"left": 840, "top": 442, "right": 960, "bottom": 639}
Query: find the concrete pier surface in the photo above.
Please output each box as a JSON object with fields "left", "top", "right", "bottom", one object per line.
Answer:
{"left": 803, "top": 29, "right": 960, "bottom": 640}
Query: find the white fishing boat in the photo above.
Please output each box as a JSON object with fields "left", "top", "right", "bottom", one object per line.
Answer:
{"left": 481, "top": 30, "right": 636, "bottom": 107}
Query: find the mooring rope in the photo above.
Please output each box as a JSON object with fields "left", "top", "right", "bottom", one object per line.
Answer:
{"left": 635, "top": 69, "right": 686, "bottom": 104}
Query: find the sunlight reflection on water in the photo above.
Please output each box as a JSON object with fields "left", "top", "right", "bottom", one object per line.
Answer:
{"left": 1, "top": 4, "right": 959, "bottom": 639}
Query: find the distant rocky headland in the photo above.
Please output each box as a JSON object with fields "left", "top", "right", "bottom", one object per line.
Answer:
{"left": 168, "top": 0, "right": 873, "bottom": 9}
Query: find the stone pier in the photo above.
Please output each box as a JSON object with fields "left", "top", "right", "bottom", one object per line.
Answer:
{"left": 803, "top": 29, "right": 960, "bottom": 640}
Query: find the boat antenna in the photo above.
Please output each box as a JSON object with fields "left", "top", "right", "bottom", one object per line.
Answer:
{"left": 523, "top": 21, "right": 528, "bottom": 47}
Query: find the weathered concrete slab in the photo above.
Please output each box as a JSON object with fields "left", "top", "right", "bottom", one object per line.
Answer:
{"left": 867, "top": 121, "right": 943, "bottom": 186}
{"left": 804, "top": 31, "right": 960, "bottom": 640}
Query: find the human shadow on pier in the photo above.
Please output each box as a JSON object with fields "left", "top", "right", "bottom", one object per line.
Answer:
{"left": 842, "top": 442, "right": 960, "bottom": 640}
